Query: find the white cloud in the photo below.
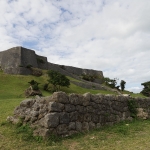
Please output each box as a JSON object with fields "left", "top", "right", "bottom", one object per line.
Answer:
{"left": 0, "top": 0, "right": 150, "bottom": 93}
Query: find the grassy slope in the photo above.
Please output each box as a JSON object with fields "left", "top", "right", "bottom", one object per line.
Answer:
{"left": 0, "top": 72, "right": 117, "bottom": 99}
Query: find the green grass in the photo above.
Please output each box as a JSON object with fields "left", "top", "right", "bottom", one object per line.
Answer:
{"left": 0, "top": 72, "right": 117, "bottom": 99}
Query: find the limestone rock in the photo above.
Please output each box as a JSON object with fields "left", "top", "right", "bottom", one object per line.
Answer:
{"left": 137, "top": 108, "right": 148, "bottom": 119}
{"left": 44, "top": 113, "right": 60, "bottom": 128}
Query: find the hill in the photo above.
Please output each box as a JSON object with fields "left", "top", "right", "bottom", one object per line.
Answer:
{"left": 0, "top": 69, "right": 144, "bottom": 100}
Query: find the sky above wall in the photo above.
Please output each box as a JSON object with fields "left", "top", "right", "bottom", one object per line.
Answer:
{"left": 0, "top": 0, "right": 150, "bottom": 93}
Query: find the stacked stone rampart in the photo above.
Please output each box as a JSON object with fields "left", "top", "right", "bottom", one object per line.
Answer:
{"left": 7, "top": 92, "right": 150, "bottom": 137}
{"left": 0, "top": 46, "right": 49, "bottom": 74}
{"left": 0, "top": 46, "right": 104, "bottom": 83}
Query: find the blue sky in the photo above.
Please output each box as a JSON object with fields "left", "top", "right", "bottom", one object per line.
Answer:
{"left": 0, "top": 0, "right": 150, "bottom": 93}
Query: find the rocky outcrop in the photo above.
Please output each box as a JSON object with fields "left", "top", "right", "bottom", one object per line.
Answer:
{"left": 7, "top": 92, "right": 150, "bottom": 138}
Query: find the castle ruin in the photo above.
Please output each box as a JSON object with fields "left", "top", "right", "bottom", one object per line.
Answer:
{"left": 0, "top": 46, "right": 104, "bottom": 83}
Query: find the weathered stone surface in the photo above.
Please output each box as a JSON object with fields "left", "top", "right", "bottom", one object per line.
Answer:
{"left": 82, "top": 122, "right": 89, "bottom": 131}
{"left": 76, "top": 105, "right": 84, "bottom": 113}
{"left": 57, "top": 124, "right": 69, "bottom": 135}
{"left": 7, "top": 116, "right": 19, "bottom": 124}
{"left": 60, "top": 112, "right": 70, "bottom": 124}
{"left": 69, "top": 122, "right": 76, "bottom": 130}
{"left": 70, "top": 111, "right": 79, "bottom": 122}
{"left": 91, "top": 94, "right": 101, "bottom": 104}
{"left": 137, "top": 108, "right": 148, "bottom": 119}
{"left": 31, "top": 111, "right": 39, "bottom": 117}
{"left": 20, "top": 99, "right": 35, "bottom": 107}
{"left": 25, "top": 89, "right": 42, "bottom": 97}
{"left": 84, "top": 113, "right": 91, "bottom": 122}
{"left": 91, "top": 114, "right": 99, "bottom": 123}
{"left": 52, "top": 92, "right": 69, "bottom": 104}
{"left": 65, "top": 104, "right": 76, "bottom": 112}
{"left": 76, "top": 122, "right": 82, "bottom": 131}
{"left": 82, "top": 93, "right": 91, "bottom": 106}
{"left": 89, "top": 122, "right": 95, "bottom": 130}
{"left": 69, "top": 93, "right": 82, "bottom": 105}
{"left": 44, "top": 113, "right": 60, "bottom": 128}
{"left": 86, "top": 106, "right": 94, "bottom": 113}
{"left": 48, "top": 102, "right": 64, "bottom": 112}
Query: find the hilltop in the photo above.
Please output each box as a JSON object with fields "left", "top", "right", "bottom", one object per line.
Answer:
{"left": 0, "top": 46, "right": 104, "bottom": 84}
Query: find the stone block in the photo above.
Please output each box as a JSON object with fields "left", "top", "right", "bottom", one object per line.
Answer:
{"left": 69, "top": 93, "right": 82, "bottom": 105}
{"left": 48, "top": 102, "right": 64, "bottom": 112}
{"left": 65, "top": 104, "right": 76, "bottom": 112}
{"left": 44, "top": 113, "right": 60, "bottom": 128}
{"left": 82, "top": 122, "right": 89, "bottom": 131}
{"left": 57, "top": 124, "right": 69, "bottom": 135}
{"left": 70, "top": 111, "right": 79, "bottom": 122}
{"left": 52, "top": 92, "right": 69, "bottom": 104}
{"left": 60, "top": 112, "right": 70, "bottom": 124}
{"left": 76, "top": 105, "right": 84, "bottom": 113}
{"left": 69, "top": 122, "right": 76, "bottom": 130}
{"left": 84, "top": 113, "right": 91, "bottom": 122}
{"left": 76, "top": 122, "right": 82, "bottom": 131}
{"left": 82, "top": 93, "right": 91, "bottom": 106}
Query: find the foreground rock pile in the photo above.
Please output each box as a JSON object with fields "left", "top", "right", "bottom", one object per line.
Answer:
{"left": 7, "top": 92, "right": 150, "bottom": 137}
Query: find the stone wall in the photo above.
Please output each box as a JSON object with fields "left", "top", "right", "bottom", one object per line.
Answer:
{"left": 59, "top": 65, "right": 104, "bottom": 84}
{"left": 7, "top": 92, "right": 150, "bottom": 137}
{"left": 0, "top": 47, "right": 22, "bottom": 74}
{"left": 0, "top": 46, "right": 104, "bottom": 83}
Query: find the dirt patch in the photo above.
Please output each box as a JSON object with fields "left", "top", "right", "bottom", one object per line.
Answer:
{"left": 63, "top": 141, "right": 79, "bottom": 150}
{"left": 0, "top": 133, "right": 4, "bottom": 139}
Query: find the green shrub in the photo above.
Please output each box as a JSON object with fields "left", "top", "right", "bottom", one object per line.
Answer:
{"left": 37, "top": 58, "right": 45, "bottom": 64}
{"left": 26, "top": 64, "right": 32, "bottom": 68}
{"left": 128, "top": 99, "right": 138, "bottom": 118}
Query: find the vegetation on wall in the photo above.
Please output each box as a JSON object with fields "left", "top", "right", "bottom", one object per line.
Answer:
{"left": 128, "top": 98, "right": 138, "bottom": 118}
{"left": 140, "top": 81, "right": 150, "bottom": 97}
{"left": 26, "top": 64, "right": 33, "bottom": 68}
{"left": 82, "top": 74, "right": 96, "bottom": 82}
{"left": 37, "top": 58, "right": 45, "bottom": 64}
{"left": 59, "top": 65, "right": 65, "bottom": 70}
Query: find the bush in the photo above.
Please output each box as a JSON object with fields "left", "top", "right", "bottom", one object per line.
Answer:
{"left": 31, "top": 68, "right": 43, "bottom": 77}
{"left": 43, "top": 83, "right": 49, "bottom": 91}
{"left": 28, "top": 80, "right": 40, "bottom": 90}
{"left": 128, "top": 99, "right": 137, "bottom": 118}
{"left": 26, "top": 64, "right": 32, "bottom": 68}
{"left": 37, "top": 58, "right": 45, "bottom": 64}
{"left": 82, "top": 74, "right": 95, "bottom": 82}
{"left": 47, "top": 70, "right": 70, "bottom": 91}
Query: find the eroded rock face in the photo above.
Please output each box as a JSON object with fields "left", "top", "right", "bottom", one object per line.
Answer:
{"left": 7, "top": 92, "right": 150, "bottom": 138}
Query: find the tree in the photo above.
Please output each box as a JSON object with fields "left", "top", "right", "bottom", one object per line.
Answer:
{"left": 140, "top": 81, "right": 150, "bottom": 97}
{"left": 47, "top": 70, "right": 70, "bottom": 91}
{"left": 28, "top": 80, "right": 40, "bottom": 90}
{"left": 104, "top": 77, "right": 119, "bottom": 88}
{"left": 120, "top": 80, "right": 126, "bottom": 91}
{"left": 104, "top": 77, "right": 111, "bottom": 85}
